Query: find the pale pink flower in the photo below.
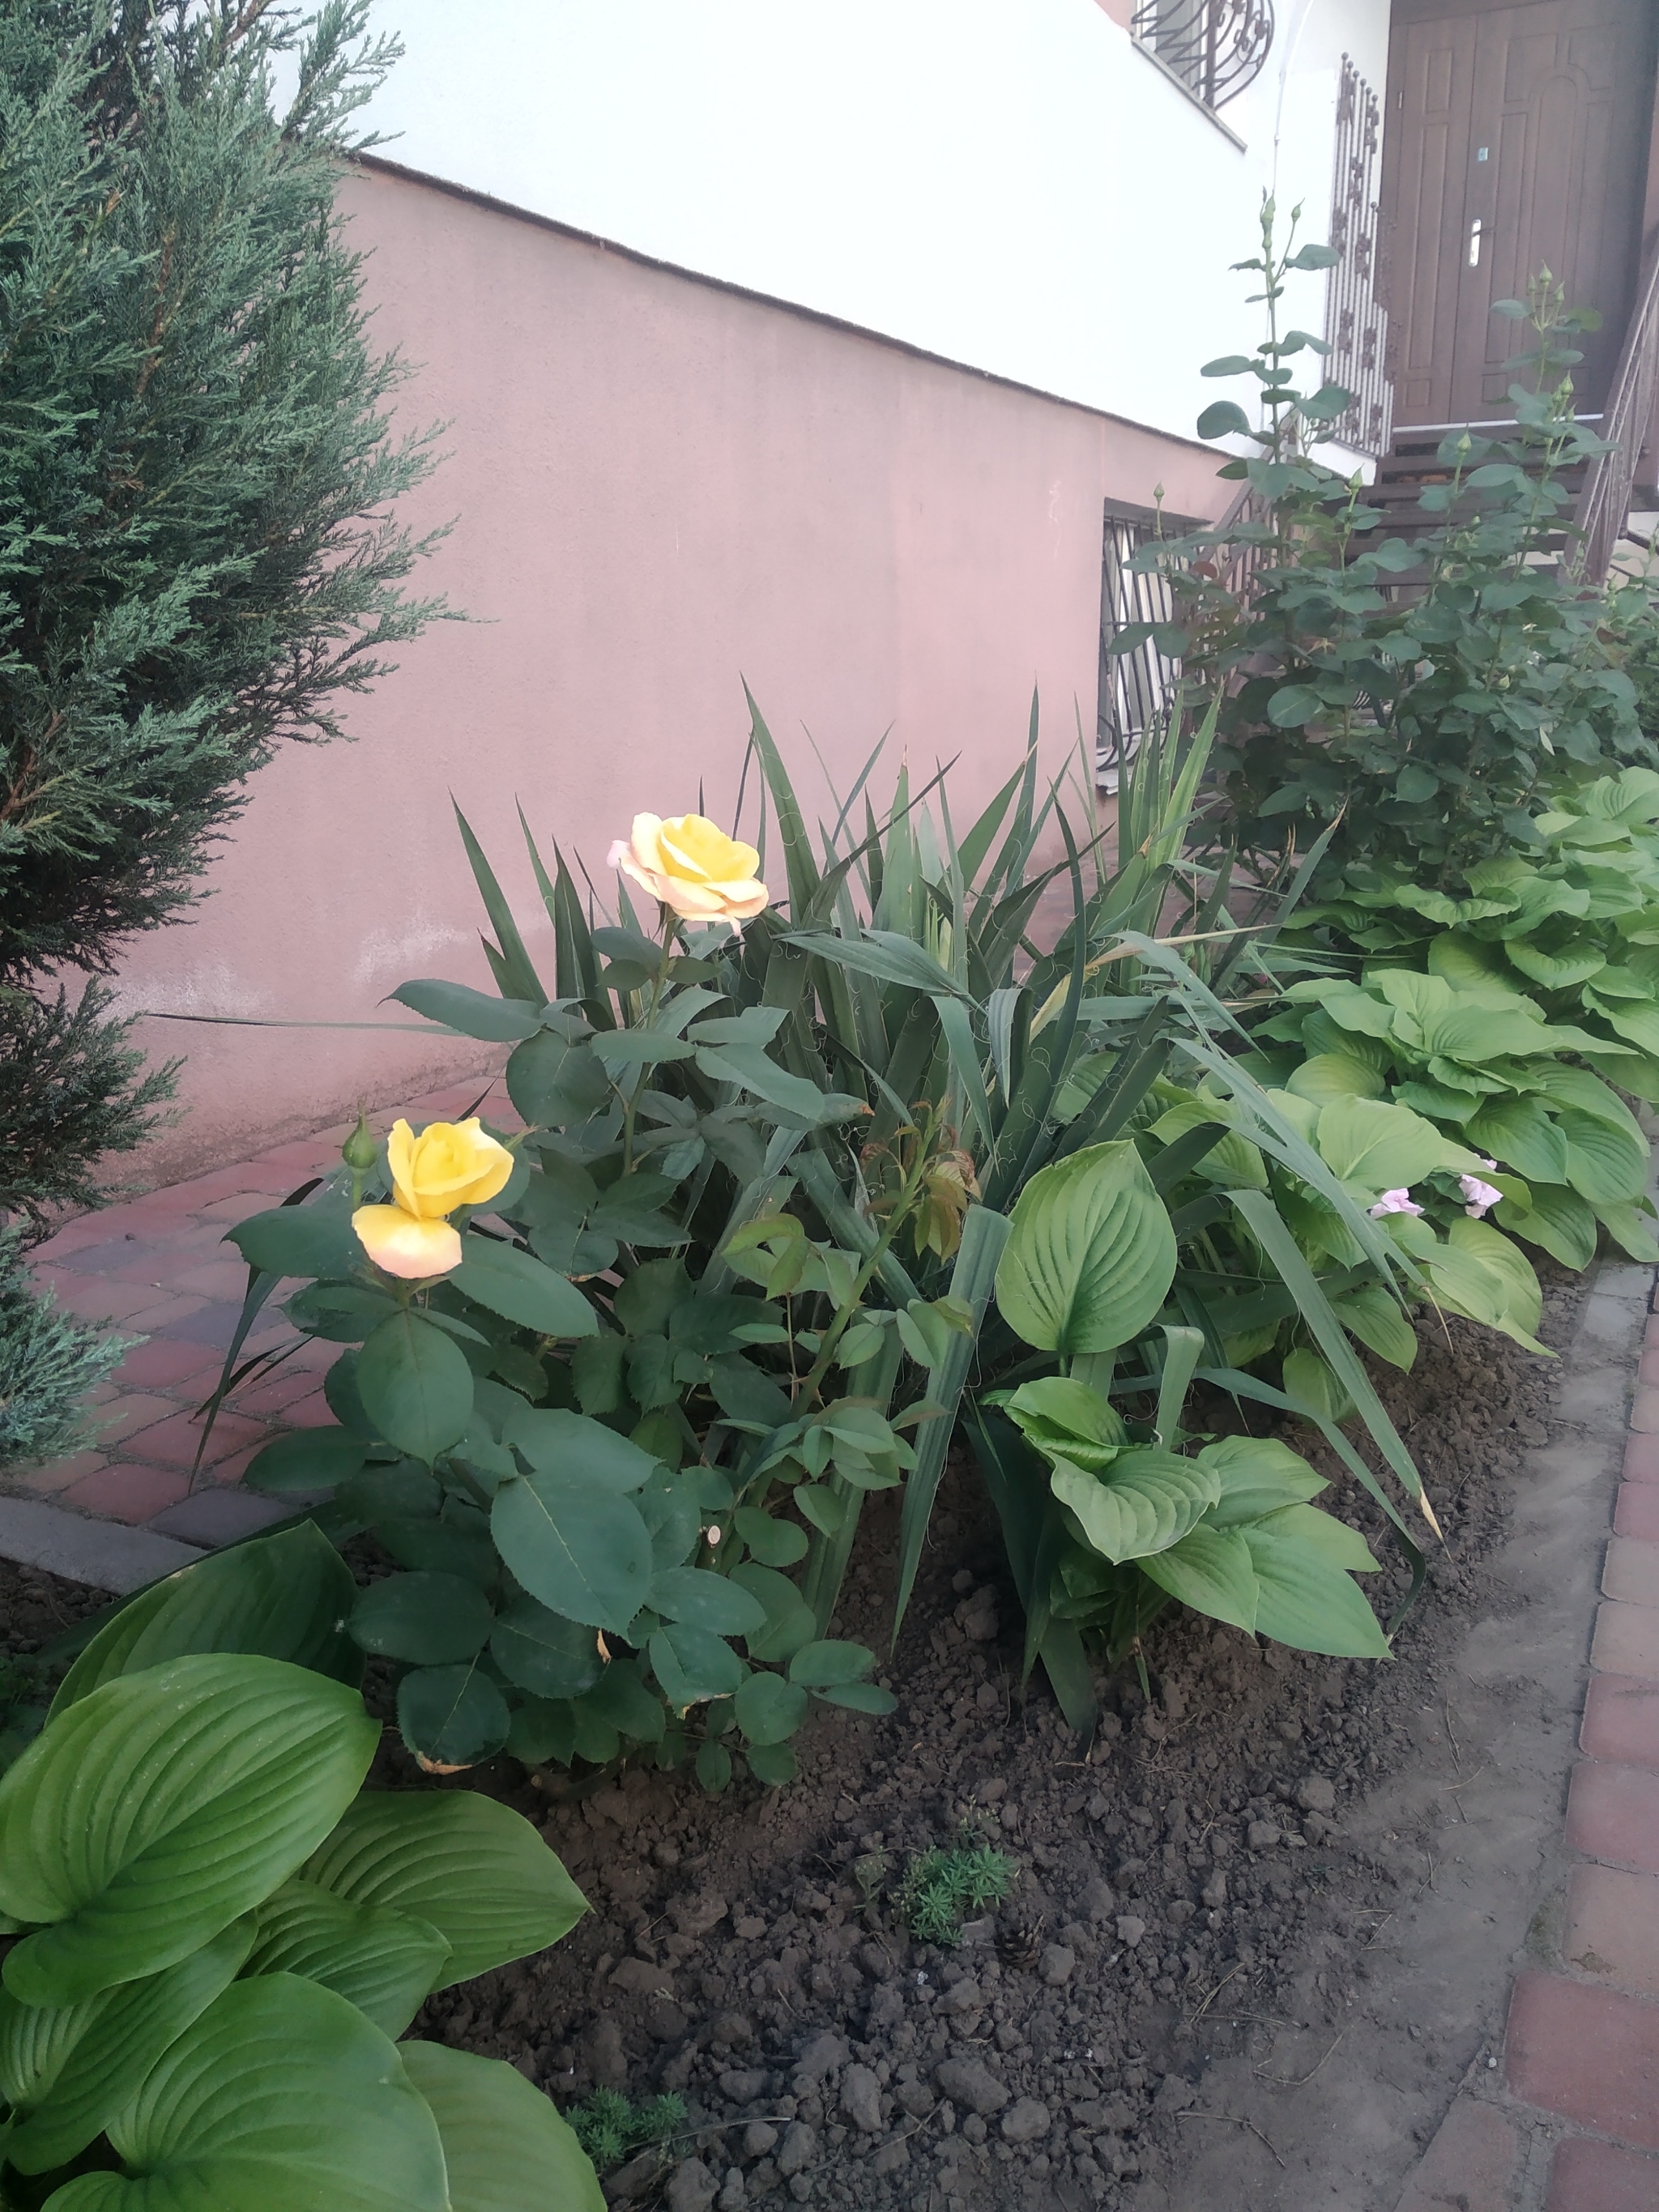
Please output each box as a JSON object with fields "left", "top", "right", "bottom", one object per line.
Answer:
{"left": 1368, "top": 1187, "right": 1423, "bottom": 1218}
{"left": 1460, "top": 1173, "right": 1502, "bottom": 1220}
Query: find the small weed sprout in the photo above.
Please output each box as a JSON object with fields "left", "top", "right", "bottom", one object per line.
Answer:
{"left": 898, "top": 1839, "right": 1016, "bottom": 1944}
{"left": 565, "top": 2088, "right": 686, "bottom": 2175}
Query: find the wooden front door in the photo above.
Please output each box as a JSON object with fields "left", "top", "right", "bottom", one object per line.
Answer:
{"left": 1383, "top": 0, "right": 1657, "bottom": 428}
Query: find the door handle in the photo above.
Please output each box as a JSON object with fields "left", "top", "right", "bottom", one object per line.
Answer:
{"left": 1468, "top": 217, "right": 1484, "bottom": 268}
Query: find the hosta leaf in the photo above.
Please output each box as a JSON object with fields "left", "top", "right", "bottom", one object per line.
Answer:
{"left": 996, "top": 1140, "right": 1176, "bottom": 1355}
{"left": 1595, "top": 1200, "right": 1659, "bottom": 1263}
{"left": 1559, "top": 1108, "right": 1648, "bottom": 1204}
{"left": 0, "top": 1656, "right": 377, "bottom": 2008}
{"left": 1312, "top": 1094, "right": 1473, "bottom": 1194}
{"left": 300, "top": 1792, "right": 587, "bottom": 1989}
{"left": 1466, "top": 1096, "right": 1571, "bottom": 1185}
{"left": 1241, "top": 1507, "right": 1390, "bottom": 1657}
{"left": 243, "top": 1882, "right": 449, "bottom": 2038}
{"left": 45, "top": 1975, "right": 448, "bottom": 2212}
{"left": 0, "top": 1919, "right": 254, "bottom": 2175}
{"left": 1330, "top": 1284, "right": 1418, "bottom": 1370}
{"left": 399, "top": 2041, "right": 605, "bottom": 2212}
{"left": 1498, "top": 1182, "right": 1599, "bottom": 1269}
{"left": 50, "top": 1525, "right": 360, "bottom": 1715}
{"left": 1282, "top": 1347, "right": 1354, "bottom": 1426}
{"left": 1502, "top": 938, "right": 1607, "bottom": 988}
{"left": 1284, "top": 1054, "right": 1384, "bottom": 1106}
{"left": 998, "top": 1377, "right": 1128, "bottom": 1470}
{"left": 491, "top": 1472, "right": 653, "bottom": 1634}
{"left": 1446, "top": 1217, "right": 1544, "bottom": 1345}
{"left": 1197, "top": 1436, "right": 1327, "bottom": 1527}
{"left": 1138, "top": 1525, "right": 1258, "bottom": 1633}
{"left": 1050, "top": 1448, "right": 1221, "bottom": 1565}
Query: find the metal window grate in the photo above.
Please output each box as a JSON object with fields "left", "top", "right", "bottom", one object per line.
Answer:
{"left": 1097, "top": 502, "right": 1187, "bottom": 792}
{"left": 1322, "top": 55, "right": 1395, "bottom": 458}
{"left": 1130, "top": 0, "right": 1275, "bottom": 113}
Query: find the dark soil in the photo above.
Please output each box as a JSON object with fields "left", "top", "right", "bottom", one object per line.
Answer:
{"left": 407, "top": 1281, "right": 1580, "bottom": 2212}
{"left": 0, "top": 1272, "right": 1596, "bottom": 2212}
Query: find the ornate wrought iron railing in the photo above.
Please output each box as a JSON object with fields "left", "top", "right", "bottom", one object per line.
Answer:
{"left": 1130, "top": 0, "right": 1274, "bottom": 113}
{"left": 1571, "top": 228, "right": 1659, "bottom": 582}
{"left": 1323, "top": 56, "right": 1394, "bottom": 459}
{"left": 1097, "top": 502, "right": 1186, "bottom": 791}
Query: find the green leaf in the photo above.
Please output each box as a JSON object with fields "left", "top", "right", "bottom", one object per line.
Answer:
{"left": 745, "top": 1740, "right": 800, "bottom": 1786}
{"left": 1330, "top": 1283, "right": 1418, "bottom": 1370}
{"left": 500, "top": 1404, "right": 659, "bottom": 1490}
{"left": 1196, "top": 399, "right": 1252, "bottom": 440}
{"left": 243, "top": 1882, "right": 450, "bottom": 2038}
{"left": 649, "top": 1567, "right": 767, "bottom": 1636}
{"left": 50, "top": 1525, "right": 362, "bottom": 1714}
{"left": 1283, "top": 1054, "right": 1384, "bottom": 1106}
{"left": 787, "top": 1640, "right": 876, "bottom": 1688}
{"left": 492, "top": 1473, "right": 653, "bottom": 1634}
{"left": 0, "top": 1920, "right": 254, "bottom": 2175}
{"left": 730, "top": 1563, "right": 818, "bottom": 1663}
{"left": 1197, "top": 1435, "right": 1328, "bottom": 1526}
{"left": 694, "top": 1042, "right": 864, "bottom": 1126}
{"left": 998, "top": 1377, "right": 1128, "bottom": 1470}
{"left": 490, "top": 1598, "right": 604, "bottom": 1699}
{"left": 1282, "top": 1346, "right": 1354, "bottom": 1426}
{"left": 43, "top": 1975, "right": 448, "bottom": 2212}
{"left": 1467, "top": 1097, "right": 1571, "bottom": 1184}
{"left": 0, "top": 1655, "right": 377, "bottom": 2008}
{"left": 397, "top": 1665, "right": 511, "bottom": 1771}
{"left": 733, "top": 1673, "right": 809, "bottom": 1746}
{"left": 649, "top": 1623, "right": 743, "bottom": 1703}
{"left": 350, "top": 1573, "right": 494, "bottom": 1665}
{"left": 1200, "top": 354, "right": 1257, "bottom": 377}
{"left": 1242, "top": 1508, "right": 1391, "bottom": 1657}
{"left": 1559, "top": 1108, "right": 1648, "bottom": 1204}
{"left": 812, "top": 1681, "right": 898, "bottom": 1714}
{"left": 732, "top": 1508, "right": 808, "bottom": 1566}
{"left": 390, "top": 980, "right": 544, "bottom": 1042}
{"left": 1596, "top": 1199, "right": 1659, "bottom": 1263}
{"left": 244, "top": 1426, "right": 369, "bottom": 1494}
{"left": 995, "top": 1140, "right": 1176, "bottom": 1355}
{"left": 1313, "top": 1093, "right": 1471, "bottom": 1194}
{"left": 227, "top": 1198, "right": 360, "bottom": 1281}
{"left": 1051, "top": 1448, "right": 1220, "bottom": 1565}
{"left": 399, "top": 2041, "right": 606, "bottom": 2212}
{"left": 301, "top": 1792, "right": 587, "bottom": 1989}
{"left": 452, "top": 1242, "right": 598, "bottom": 1338}
{"left": 357, "top": 1311, "right": 475, "bottom": 1465}
{"left": 1446, "top": 1217, "right": 1544, "bottom": 1347}
{"left": 1497, "top": 1181, "right": 1599, "bottom": 1269}
{"left": 1137, "top": 1525, "right": 1258, "bottom": 1634}
{"left": 1265, "top": 684, "right": 1325, "bottom": 729}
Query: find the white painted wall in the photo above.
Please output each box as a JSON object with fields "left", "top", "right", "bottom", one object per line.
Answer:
{"left": 353, "top": 0, "right": 1392, "bottom": 450}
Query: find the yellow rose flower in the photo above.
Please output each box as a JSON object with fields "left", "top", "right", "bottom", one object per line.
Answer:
{"left": 607, "top": 812, "right": 768, "bottom": 927}
{"left": 387, "top": 1117, "right": 514, "bottom": 1218}
{"left": 351, "top": 1117, "right": 514, "bottom": 1281}
{"left": 351, "top": 1205, "right": 464, "bottom": 1281}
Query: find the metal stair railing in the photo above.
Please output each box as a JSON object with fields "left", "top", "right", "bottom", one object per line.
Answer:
{"left": 1571, "top": 228, "right": 1659, "bottom": 583}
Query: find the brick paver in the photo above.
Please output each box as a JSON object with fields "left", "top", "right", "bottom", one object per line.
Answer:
{"left": 1547, "top": 2133, "right": 1659, "bottom": 2210}
{"left": 1590, "top": 1598, "right": 1659, "bottom": 1681}
{"left": 1565, "top": 1759, "right": 1659, "bottom": 1873}
{"left": 1614, "top": 1485, "right": 1659, "bottom": 1544}
{"left": 1392, "top": 2098, "right": 1520, "bottom": 2212}
{"left": 1581, "top": 1673, "right": 1659, "bottom": 1771}
{"left": 1506, "top": 1972, "right": 1659, "bottom": 2146}
{"left": 6, "top": 1081, "right": 502, "bottom": 1544}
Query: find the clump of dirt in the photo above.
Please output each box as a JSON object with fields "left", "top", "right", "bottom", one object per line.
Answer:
{"left": 406, "top": 1281, "right": 1579, "bottom": 2212}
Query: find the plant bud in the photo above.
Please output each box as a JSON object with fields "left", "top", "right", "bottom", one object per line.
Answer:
{"left": 341, "top": 1110, "right": 377, "bottom": 1173}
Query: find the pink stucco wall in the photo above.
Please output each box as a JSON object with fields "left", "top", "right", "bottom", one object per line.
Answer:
{"left": 109, "top": 162, "right": 1225, "bottom": 1184}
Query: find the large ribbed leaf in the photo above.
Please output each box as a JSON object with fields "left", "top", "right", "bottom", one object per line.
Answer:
{"left": 298, "top": 1793, "right": 587, "bottom": 1991}
{"left": 1137, "top": 1524, "right": 1258, "bottom": 1633}
{"left": 1242, "top": 1507, "right": 1389, "bottom": 1658}
{"left": 0, "top": 1656, "right": 377, "bottom": 2008}
{"left": 399, "top": 2041, "right": 605, "bottom": 2212}
{"left": 1, "top": 1919, "right": 254, "bottom": 2174}
{"left": 1465, "top": 1096, "right": 1570, "bottom": 1185}
{"left": 995, "top": 1140, "right": 1175, "bottom": 1355}
{"left": 50, "top": 1526, "right": 362, "bottom": 1715}
{"left": 1049, "top": 1448, "right": 1219, "bottom": 1564}
{"left": 1559, "top": 1107, "right": 1648, "bottom": 1204}
{"left": 1499, "top": 1180, "right": 1598, "bottom": 1269}
{"left": 42, "top": 1976, "right": 447, "bottom": 2212}
{"left": 241, "top": 1881, "right": 450, "bottom": 2038}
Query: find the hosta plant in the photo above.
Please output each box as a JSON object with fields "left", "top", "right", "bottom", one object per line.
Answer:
{"left": 1251, "top": 961, "right": 1658, "bottom": 1270}
{"left": 0, "top": 1528, "right": 600, "bottom": 2212}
